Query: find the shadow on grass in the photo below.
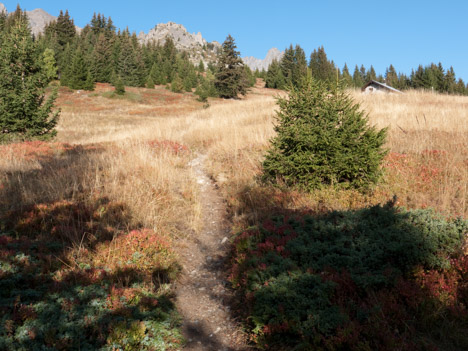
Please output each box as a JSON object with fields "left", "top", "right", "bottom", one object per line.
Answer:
{"left": 0, "top": 144, "right": 183, "bottom": 350}
{"left": 228, "top": 193, "right": 468, "bottom": 351}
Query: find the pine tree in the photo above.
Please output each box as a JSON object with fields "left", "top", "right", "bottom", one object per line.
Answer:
{"left": 68, "top": 47, "right": 94, "bottom": 90}
{"left": 262, "top": 77, "right": 387, "bottom": 190}
{"left": 171, "top": 74, "right": 184, "bottom": 93}
{"left": 341, "top": 63, "right": 353, "bottom": 87}
{"left": 292, "top": 45, "right": 308, "bottom": 86}
{"left": 214, "top": 35, "right": 248, "bottom": 98}
{"left": 146, "top": 75, "right": 155, "bottom": 89}
{"left": 92, "top": 32, "right": 113, "bottom": 83}
{"left": 280, "top": 45, "right": 295, "bottom": 86}
{"left": 365, "top": 65, "right": 377, "bottom": 82}
{"left": 265, "top": 59, "right": 286, "bottom": 89}
{"left": 309, "top": 46, "right": 335, "bottom": 83}
{"left": 55, "top": 10, "right": 76, "bottom": 47}
{"left": 0, "top": 11, "right": 59, "bottom": 142}
{"left": 385, "top": 64, "right": 398, "bottom": 87}
{"left": 353, "top": 65, "right": 364, "bottom": 87}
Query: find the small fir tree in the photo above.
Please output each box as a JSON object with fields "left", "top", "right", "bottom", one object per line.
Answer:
{"left": 214, "top": 35, "right": 248, "bottom": 98}
{"left": 0, "top": 12, "right": 59, "bottom": 142}
{"left": 146, "top": 75, "right": 155, "bottom": 89}
{"left": 262, "top": 77, "right": 387, "bottom": 190}
{"left": 170, "top": 74, "right": 184, "bottom": 93}
{"left": 114, "top": 76, "right": 125, "bottom": 95}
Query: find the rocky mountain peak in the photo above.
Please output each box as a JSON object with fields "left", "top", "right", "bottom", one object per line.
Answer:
{"left": 243, "top": 47, "right": 284, "bottom": 71}
{"left": 0, "top": 3, "right": 6, "bottom": 14}
{"left": 26, "top": 8, "right": 56, "bottom": 36}
{"left": 138, "top": 21, "right": 221, "bottom": 65}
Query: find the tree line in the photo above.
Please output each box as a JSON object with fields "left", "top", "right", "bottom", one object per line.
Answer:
{"left": 0, "top": 5, "right": 253, "bottom": 142}
{"left": 36, "top": 9, "right": 254, "bottom": 96}
{"left": 264, "top": 45, "right": 468, "bottom": 95}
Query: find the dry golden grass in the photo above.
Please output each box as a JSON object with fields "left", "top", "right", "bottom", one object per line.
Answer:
{"left": 1, "top": 84, "right": 466, "bottom": 246}
{"left": 168, "top": 87, "right": 467, "bottom": 223}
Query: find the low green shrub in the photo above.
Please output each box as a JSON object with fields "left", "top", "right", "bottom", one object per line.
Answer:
{"left": 230, "top": 203, "right": 468, "bottom": 350}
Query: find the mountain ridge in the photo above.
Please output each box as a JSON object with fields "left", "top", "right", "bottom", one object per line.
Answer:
{"left": 0, "top": 2, "right": 277, "bottom": 71}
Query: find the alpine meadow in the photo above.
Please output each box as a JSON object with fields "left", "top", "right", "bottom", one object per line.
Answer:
{"left": 0, "top": 2, "right": 467, "bottom": 351}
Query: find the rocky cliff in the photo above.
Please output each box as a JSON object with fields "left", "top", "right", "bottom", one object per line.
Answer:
{"left": 138, "top": 22, "right": 221, "bottom": 65}
{"left": 243, "top": 47, "right": 284, "bottom": 72}
{"left": 0, "top": 3, "right": 81, "bottom": 36}
{"left": 25, "top": 8, "right": 56, "bottom": 36}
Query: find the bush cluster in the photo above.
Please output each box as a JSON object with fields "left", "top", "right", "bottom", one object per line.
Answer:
{"left": 230, "top": 203, "right": 468, "bottom": 350}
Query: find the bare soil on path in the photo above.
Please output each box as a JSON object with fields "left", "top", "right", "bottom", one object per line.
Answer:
{"left": 175, "top": 154, "right": 249, "bottom": 351}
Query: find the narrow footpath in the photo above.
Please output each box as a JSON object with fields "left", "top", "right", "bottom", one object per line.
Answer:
{"left": 175, "top": 154, "right": 248, "bottom": 351}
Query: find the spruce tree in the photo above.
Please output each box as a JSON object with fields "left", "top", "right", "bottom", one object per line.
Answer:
{"left": 214, "top": 34, "right": 248, "bottom": 98}
{"left": 171, "top": 74, "right": 184, "bottom": 93}
{"left": 68, "top": 46, "right": 94, "bottom": 90}
{"left": 266, "top": 59, "right": 286, "bottom": 89}
{"left": 92, "top": 32, "right": 113, "bottom": 83}
{"left": 55, "top": 10, "right": 76, "bottom": 47}
{"left": 385, "top": 64, "right": 398, "bottom": 87}
{"left": 365, "top": 65, "right": 377, "bottom": 82}
{"left": 353, "top": 65, "right": 364, "bottom": 87}
{"left": 341, "top": 63, "right": 353, "bottom": 87}
{"left": 0, "top": 11, "right": 59, "bottom": 142}
{"left": 146, "top": 75, "right": 155, "bottom": 89}
{"left": 309, "top": 46, "right": 336, "bottom": 82}
{"left": 262, "top": 77, "right": 387, "bottom": 190}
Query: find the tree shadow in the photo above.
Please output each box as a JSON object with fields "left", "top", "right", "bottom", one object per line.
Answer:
{"left": 226, "top": 195, "right": 468, "bottom": 350}
{"left": 0, "top": 144, "right": 183, "bottom": 349}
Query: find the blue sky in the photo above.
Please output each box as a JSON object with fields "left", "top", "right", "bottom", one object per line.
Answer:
{"left": 3, "top": 0, "right": 467, "bottom": 81}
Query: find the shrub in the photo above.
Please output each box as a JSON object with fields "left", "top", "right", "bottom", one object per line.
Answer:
{"left": 230, "top": 204, "right": 468, "bottom": 350}
{"left": 262, "top": 78, "right": 387, "bottom": 190}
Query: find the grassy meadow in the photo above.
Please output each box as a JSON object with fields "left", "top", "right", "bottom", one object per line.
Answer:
{"left": 1, "top": 82, "right": 467, "bottom": 349}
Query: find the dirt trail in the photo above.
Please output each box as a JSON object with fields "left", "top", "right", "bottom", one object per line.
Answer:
{"left": 175, "top": 154, "right": 247, "bottom": 351}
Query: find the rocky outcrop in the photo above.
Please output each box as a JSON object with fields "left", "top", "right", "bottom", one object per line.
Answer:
{"left": 138, "top": 22, "right": 221, "bottom": 65}
{"left": 0, "top": 3, "right": 81, "bottom": 36}
{"left": 243, "top": 47, "right": 284, "bottom": 72}
{"left": 25, "top": 8, "right": 56, "bottom": 36}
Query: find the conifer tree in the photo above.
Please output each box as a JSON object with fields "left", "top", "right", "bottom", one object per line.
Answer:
{"left": 214, "top": 34, "right": 248, "bottom": 98}
{"left": 262, "top": 77, "right": 387, "bottom": 190}
{"left": 309, "top": 46, "right": 336, "bottom": 82}
{"left": 114, "top": 76, "right": 125, "bottom": 95}
{"left": 385, "top": 64, "right": 398, "bottom": 87}
{"left": 0, "top": 10, "right": 59, "bottom": 142}
{"left": 171, "top": 74, "right": 184, "bottom": 93}
{"left": 55, "top": 10, "right": 76, "bottom": 47}
{"left": 266, "top": 59, "right": 286, "bottom": 89}
{"left": 198, "top": 60, "right": 205, "bottom": 72}
{"left": 341, "top": 63, "right": 353, "bottom": 87}
{"left": 146, "top": 75, "right": 155, "bottom": 89}
{"left": 42, "top": 48, "right": 58, "bottom": 83}
{"left": 68, "top": 47, "right": 94, "bottom": 90}
{"left": 353, "top": 65, "right": 364, "bottom": 87}
{"left": 444, "top": 67, "right": 456, "bottom": 93}
{"left": 280, "top": 45, "right": 295, "bottom": 86}
{"left": 365, "top": 65, "right": 377, "bottom": 82}
{"left": 92, "top": 32, "right": 113, "bottom": 82}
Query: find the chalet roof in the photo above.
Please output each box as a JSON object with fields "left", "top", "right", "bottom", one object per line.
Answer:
{"left": 361, "top": 80, "right": 403, "bottom": 93}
